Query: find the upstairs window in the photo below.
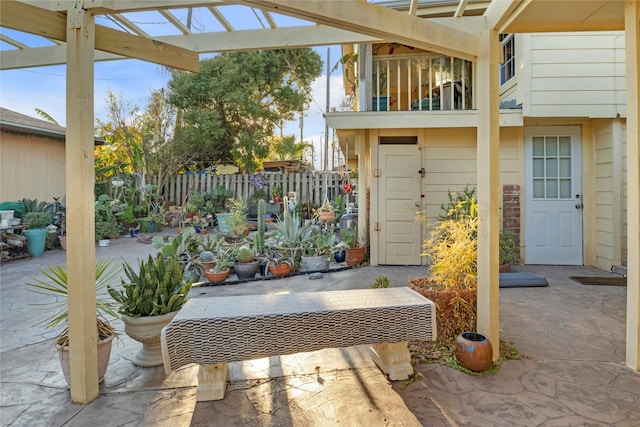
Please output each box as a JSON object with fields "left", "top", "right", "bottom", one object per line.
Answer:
{"left": 500, "top": 34, "right": 515, "bottom": 85}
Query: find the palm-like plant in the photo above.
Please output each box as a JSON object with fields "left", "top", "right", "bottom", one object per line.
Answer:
{"left": 27, "top": 259, "right": 120, "bottom": 346}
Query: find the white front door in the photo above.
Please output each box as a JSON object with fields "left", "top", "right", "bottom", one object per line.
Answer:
{"left": 378, "top": 144, "right": 422, "bottom": 265}
{"left": 524, "top": 126, "right": 583, "bottom": 265}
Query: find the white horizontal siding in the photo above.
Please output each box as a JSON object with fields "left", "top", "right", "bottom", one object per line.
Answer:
{"left": 524, "top": 32, "right": 626, "bottom": 119}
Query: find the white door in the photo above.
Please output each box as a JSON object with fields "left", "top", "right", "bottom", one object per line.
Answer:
{"left": 524, "top": 126, "right": 583, "bottom": 265}
{"left": 378, "top": 144, "right": 422, "bottom": 265}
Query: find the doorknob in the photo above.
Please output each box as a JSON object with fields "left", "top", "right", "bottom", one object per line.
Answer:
{"left": 575, "top": 203, "right": 583, "bottom": 210}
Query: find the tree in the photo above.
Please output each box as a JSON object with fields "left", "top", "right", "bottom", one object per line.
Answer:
{"left": 167, "top": 49, "right": 322, "bottom": 172}
{"left": 269, "top": 135, "right": 309, "bottom": 161}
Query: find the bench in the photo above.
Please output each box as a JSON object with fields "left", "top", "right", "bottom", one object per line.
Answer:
{"left": 161, "top": 287, "right": 436, "bottom": 401}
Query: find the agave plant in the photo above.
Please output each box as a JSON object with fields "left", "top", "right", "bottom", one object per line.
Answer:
{"left": 26, "top": 259, "right": 120, "bottom": 346}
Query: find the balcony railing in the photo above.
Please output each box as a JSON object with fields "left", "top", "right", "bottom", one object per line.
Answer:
{"left": 371, "top": 54, "right": 473, "bottom": 112}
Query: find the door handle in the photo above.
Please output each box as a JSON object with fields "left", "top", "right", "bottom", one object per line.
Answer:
{"left": 575, "top": 203, "right": 583, "bottom": 210}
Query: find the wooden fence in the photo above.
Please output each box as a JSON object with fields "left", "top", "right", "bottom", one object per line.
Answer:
{"left": 161, "top": 171, "right": 347, "bottom": 207}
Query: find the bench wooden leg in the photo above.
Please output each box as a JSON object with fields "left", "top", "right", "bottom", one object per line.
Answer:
{"left": 370, "top": 341, "right": 413, "bottom": 381}
{"left": 196, "top": 363, "right": 228, "bottom": 401}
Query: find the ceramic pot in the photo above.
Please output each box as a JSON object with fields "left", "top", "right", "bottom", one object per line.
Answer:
{"left": 345, "top": 246, "right": 366, "bottom": 266}
{"left": 454, "top": 332, "right": 493, "bottom": 372}
{"left": 23, "top": 228, "right": 47, "bottom": 257}
{"left": 268, "top": 263, "right": 292, "bottom": 276}
{"left": 234, "top": 259, "right": 259, "bottom": 280}
{"left": 121, "top": 311, "right": 178, "bottom": 367}
{"left": 57, "top": 335, "right": 113, "bottom": 386}
{"left": 205, "top": 269, "right": 229, "bottom": 283}
{"left": 301, "top": 255, "right": 329, "bottom": 272}
{"left": 334, "top": 250, "right": 346, "bottom": 263}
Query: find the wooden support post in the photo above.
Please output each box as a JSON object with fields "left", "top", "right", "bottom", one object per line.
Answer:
{"left": 476, "top": 28, "right": 501, "bottom": 362}
{"left": 65, "top": 2, "right": 98, "bottom": 403}
{"left": 625, "top": 0, "right": 640, "bottom": 371}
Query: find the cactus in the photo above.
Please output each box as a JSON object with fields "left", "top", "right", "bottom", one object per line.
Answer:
{"left": 256, "top": 198, "right": 266, "bottom": 255}
{"left": 108, "top": 253, "right": 192, "bottom": 317}
{"left": 236, "top": 246, "right": 255, "bottom": 263}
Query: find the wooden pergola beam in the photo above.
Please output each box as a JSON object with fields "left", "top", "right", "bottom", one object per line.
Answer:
{"left": 1, "top": 1, "right": 199, "bottom": 72}
{"left": 240, "top": 0, "right": 478, "bottom": 61}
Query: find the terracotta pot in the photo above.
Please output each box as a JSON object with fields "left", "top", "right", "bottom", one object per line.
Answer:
{"left": 499, "top": 264, "right": 511, "bottom": 273}
{"left": 205, "top": 269, "right": 229, "bottom": 283}
{"left": 121, "top": 311, "right": 178, "bottom": 367}
{"left": 318, "top": 209, "right": 334, "bottom": 222}
{"left": 454, "top": 332, "right": 493, "bottom": 372}
{"left": 58, "top": 335, "right": 113, "bottom": 386}
{"left": 345, "top": 246, "right": 366, "bottom": 266}
{"left": 268, "top": 263, "right": 292, "bottom": 276}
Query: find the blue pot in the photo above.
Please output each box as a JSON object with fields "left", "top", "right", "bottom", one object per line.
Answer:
{"left": 334, "top": 250, "right": 346, "bottom": 263}
{"left": 24, "top": 228, "right": 48, "bottom": 257}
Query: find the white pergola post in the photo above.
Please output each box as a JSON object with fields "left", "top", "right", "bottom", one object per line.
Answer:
{"left": 65, "top": 2, "right": 99, "bottom": 403}
{"left": 625, "top": 0, "right": 640, "bottom": 371}
{"left": 476, "top": 27, "right": 501, "bottom": 361}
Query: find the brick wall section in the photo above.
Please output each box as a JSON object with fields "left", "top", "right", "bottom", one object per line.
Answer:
{"left": 502, "top": 184, "right": 521, "bottom": 248}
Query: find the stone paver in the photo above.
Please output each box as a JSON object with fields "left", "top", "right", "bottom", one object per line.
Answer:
{"left": 1, "top": 231, "right": 639, "bottom": 426}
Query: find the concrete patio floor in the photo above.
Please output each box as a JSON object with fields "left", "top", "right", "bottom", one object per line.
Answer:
{"left": 1, "top": 231, "right": 639, "bottom": 426}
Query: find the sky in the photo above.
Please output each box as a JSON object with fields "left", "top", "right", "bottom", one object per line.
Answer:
{"left": 0, "top": 46, "right": 347, "bottom": 170}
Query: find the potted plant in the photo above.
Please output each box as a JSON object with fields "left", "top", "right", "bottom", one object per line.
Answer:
{"left": 264, "top": 250, "right": 294, "bottom": 276}
{"left": 234, "top": 246, "right": 259, "bottom": 280}
{"left": 204, "top": 247, "right": 236, "bottom": 283}
{"left": 95, "top": 194, "right": 121, "bottom": 244}
{"left": 301, "top": 231, "right": 341, "bottom": 272}
{"left": 316, "top": 198, "right": 335, "bottom": 222}
{"left": 341, "top": 227, "right": 365, "bottom": 266}
{"left": 107, "top": 253, "right": 192, "bottom": 367}
{"left": 23, "top": 211, "right": 53, "bottom": 257}
{"left": 26, "top": 259, "right": 120, "bottom": 385}
{"left": 271, "top": 185, "right": 282, "bottom": 203}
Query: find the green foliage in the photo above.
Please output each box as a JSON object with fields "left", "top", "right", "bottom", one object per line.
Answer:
{"left": 109, "top": 253, "right": 192, "bottom": 317}
{"left": 26, "top": 259, "right": 120, "bottom": 345}
{"left": 340, "top": 227, "right": 357, "bottom": 249}
{"left": 167, "top": 49, "right": 322, "bottom": 172}
{"left": 95, "top": 194, "right": 121, "bottom": 240}
{"left": 438, "top": 186, "right": 477, "bottom": 221}
{"left": 23, "top": 212, "right": 53, "bottom": 229}
{"left": 256, "top": 198, "right": 266, "bottom": 254}
{"left": 499, "top": 230, "right": 520, "bottom": 265}
{"left": 21, "top": 198, "right": 51, "bottom": 213}
{"left": 212, "top": 186, "right": 233, "bottom": 213}
{"left": 372, "top": 275, "right": 390, "bottom": 289}
{"left": 306, "top": 231, "right": 341, "bottom": 257}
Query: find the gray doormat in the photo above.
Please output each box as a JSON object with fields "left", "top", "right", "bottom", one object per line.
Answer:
{"left": 570, "top": 276, "right": 627, "bottom": 286}
{"left": 499, "top": 272, "right": 549, "bottom": 288}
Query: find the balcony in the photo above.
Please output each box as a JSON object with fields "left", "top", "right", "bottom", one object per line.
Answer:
{"left": 370, "top": 54, "right": 473, "bottom": 112}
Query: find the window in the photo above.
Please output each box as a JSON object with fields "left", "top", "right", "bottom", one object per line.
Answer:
{"left": 500, "top": 34, "right": 515, "bottom": 85}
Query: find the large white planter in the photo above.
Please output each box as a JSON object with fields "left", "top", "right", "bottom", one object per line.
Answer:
{"left": 122, "top": 311, "right": 178, "bottom": 367}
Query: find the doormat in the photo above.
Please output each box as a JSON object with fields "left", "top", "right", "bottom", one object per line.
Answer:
{"left": 570, "top": 276, "right": 627, "bottom": 286}
{"left": 499, "top": 272, "right": 548, "bottom": 288}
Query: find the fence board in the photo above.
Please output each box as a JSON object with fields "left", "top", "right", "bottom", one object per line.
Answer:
{"left": 159, "top": 171, "right": 346, "bottom": 208}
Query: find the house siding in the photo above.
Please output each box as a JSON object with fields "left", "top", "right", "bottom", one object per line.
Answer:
{"left": 421, "top": 127, "right": 521, "bottom": 225}
{"left": 592, "top": 119, "right": 627, "bottom": 270}
{"left": 0, "top": 132, "right": 66, "bottom": 202}
{"left": 523, "top": 32, "right": 626, "bottom": 119}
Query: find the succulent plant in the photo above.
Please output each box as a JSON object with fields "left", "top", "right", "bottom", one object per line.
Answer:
{"left": 236, "top": 246, "right": 255, "bottom": 263}
{"left": 199, "top": 250, "right": 215, "bottom": 262}
{"left": 108, "top": 253, "right": 192, "bottom": 317}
